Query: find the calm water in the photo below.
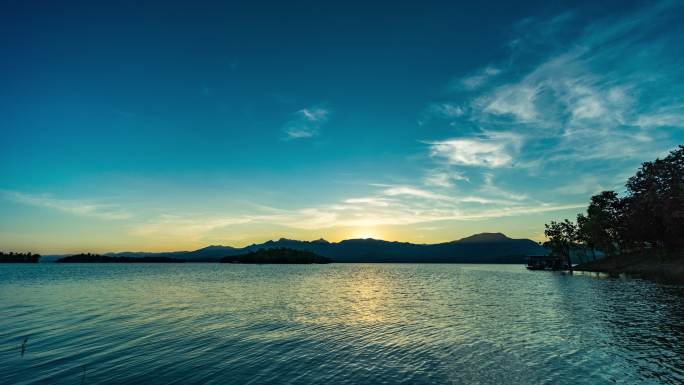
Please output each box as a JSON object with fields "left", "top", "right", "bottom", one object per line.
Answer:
{"left": 0, "top": 264, "right": 683, "bottom": 385}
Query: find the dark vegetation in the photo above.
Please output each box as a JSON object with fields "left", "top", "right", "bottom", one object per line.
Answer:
{"left": 544, "top": 146, "right": 684, "bottom": 280}
{"left": 0, "top": 252, "right": 41, "bottom": 263}
{"left": 220, "top": 248, "right": 331, "bottom": 264}
{"left": 56, "top": 253, "right": 185, "bottom": 263}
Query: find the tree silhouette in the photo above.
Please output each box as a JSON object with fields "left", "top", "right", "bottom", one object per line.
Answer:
{"left": 543, "top": 219, "right": 577, "bottom": 268}
{"left": 0, "top": 252, "right": 41, "bottom": 263}
{"left": 624, "top": 145, "right": 684, "bottom": 250}
{"left": 545, "top": 145, "right": 684, "bottom": 261}
{"left": 576, "top": 191, "right": 623, "bottom": 258}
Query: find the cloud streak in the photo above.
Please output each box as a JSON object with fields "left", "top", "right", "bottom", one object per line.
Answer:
{"left": 457, "top": 66, "right": 502, "bottom": 90}
{"left": 423, "top": 169, "right": 469, "bottom": 187}
{"left": 128, "top": 178, "right": 582, "bottom": 240}
{"left": 283, "top": 107, "right": 330, "bottom": 139}
{"left": 1, "top": 190, "right": 132, "bottom": 220}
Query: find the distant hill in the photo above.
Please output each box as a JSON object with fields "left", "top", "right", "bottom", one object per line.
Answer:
{"left": 39, "top": 255, "right": 66, "bottom": 263}
{"left": 104, "top": 245, "right": 231, "bottom": 262}
{"left": 454, "top": 232, "right": 512, "bottom": 243}
{"left": 101, "top": 233, "right": 546, "bottom": 263}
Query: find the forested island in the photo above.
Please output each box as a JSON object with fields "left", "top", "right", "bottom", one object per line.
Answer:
{"left": 220, "top": 248, "right": 331, "bottom": 264}
{"left": 56, "top": 253, "right": 186, "bottom": 263}
{"left": 544, "top": 146, "right": 684, "bottom": 282}
{"left": 0, "top": 252, "right": 41, "bottom": 263}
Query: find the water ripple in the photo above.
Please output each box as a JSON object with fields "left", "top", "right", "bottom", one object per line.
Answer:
{"left": 0, "top": 264, "right": 683, "bottom": 384}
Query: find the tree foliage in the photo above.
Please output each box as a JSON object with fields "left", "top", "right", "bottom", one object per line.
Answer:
{"left": 543, "top": 220, "right": 577, "bottom": 265}
{"left": 576, "top": 191, "right": 623, "bottom": 257}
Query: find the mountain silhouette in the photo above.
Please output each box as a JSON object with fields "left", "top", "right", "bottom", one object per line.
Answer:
{"left": 453, "top": 232, "right": 511, "bottom": 243}
{"left": 101, "top": 233, "right": 545, "bottom": 263}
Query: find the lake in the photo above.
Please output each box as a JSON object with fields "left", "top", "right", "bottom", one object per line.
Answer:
{"left": 1, "top": 264, "right": 683, "bottom": 384}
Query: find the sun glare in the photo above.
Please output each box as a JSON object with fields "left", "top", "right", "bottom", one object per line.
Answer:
{"left": 351, "top": 228, "right": 382, "bottom": 240}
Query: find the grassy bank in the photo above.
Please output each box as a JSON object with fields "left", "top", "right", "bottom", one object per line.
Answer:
{"left": 574, "top": 251, "right": 684, "bottom": 284}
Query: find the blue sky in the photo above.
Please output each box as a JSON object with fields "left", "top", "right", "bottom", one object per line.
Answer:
{"left": 1, "top": 0, "right": 683, "bottom": 253}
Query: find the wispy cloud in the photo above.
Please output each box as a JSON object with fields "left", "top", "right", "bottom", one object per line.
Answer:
{"left": 299, "top": 107, "right": 328, "bottom": 122}
{"left": 129, "top": 177, "right": 581, "bottom": 240}
{"left": 425, "top": 102, "right": 465, "bottom": 119}
{"left": 423, "top": 169, "right": 469, "bottom": 187}
{"left": 0, "top": 190, "right": 132, "bottom": 220}
{"left": 420, "top": 0, "right": 684, "bottom": 204}
{"left": 551, "top": 175, "right": 613, "bottom": 196}
{"left": 343, "top": 197, "right": 391, "bottom": 207}
{"left": 0, "top": 178, "right": 575, "bottom": 243}
{"left": 133, "top": 198, "right": 582, "bottom": 236}
{"left": 130, "top": 214, "right": 257, "bottom": 242}
{"left": 472, "top": 3, "right": 684, "bottom": 155}
{"left": 634, "top": 104, "right": 684, "bottom": 128}
{"left": 282, "top": 106, "right": 330, "bottom": 139}
{"left": 479, "top": 173, "right": 528, "bottom": 201}
{"left": 457, "top": 66, "right": 502, "bottom": 90}
{"left": 479, "top": 82, "right": 539, "bottom": 122}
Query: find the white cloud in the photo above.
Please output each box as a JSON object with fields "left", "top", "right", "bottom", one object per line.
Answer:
{"left": 380, "top": 185, "right": 456, "bottom": 201}
{"left": 0, "top": 190, "right": 132, "bottom": 220}
{"left": 429, "top": 139, "right": 510, "bottom": 167}
{"left": 427, "top": 132, "right": 522, "bottom": 168}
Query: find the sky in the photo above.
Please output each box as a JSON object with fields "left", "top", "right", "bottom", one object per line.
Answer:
{"left": 1, "top": 0, "right": 684, "bottom": 253}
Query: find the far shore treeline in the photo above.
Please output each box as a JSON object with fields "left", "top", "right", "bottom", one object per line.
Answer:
{"left": 0, "top": 252, "right": 41, "bottom": 263}
{"left": 55, "top": 253, "right": 186, "bottom": 263}
{"left": 544, "top": 146, "right": 684, "bottom": 273}
{"left": 0, "top": 250, "right": 332, "bottom": 264}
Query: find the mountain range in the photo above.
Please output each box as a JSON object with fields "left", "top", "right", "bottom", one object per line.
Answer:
{"left": 91, "top": 232, "right": 545, "bottom": 263}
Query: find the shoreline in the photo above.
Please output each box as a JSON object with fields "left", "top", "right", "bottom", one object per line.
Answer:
{"left": 574, "top": 252, "right": 684, "bottom": 284}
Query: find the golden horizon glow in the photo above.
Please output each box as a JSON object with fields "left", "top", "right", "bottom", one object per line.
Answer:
{"left": 348, "top": 227, "right": 384, "bottom": 240}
